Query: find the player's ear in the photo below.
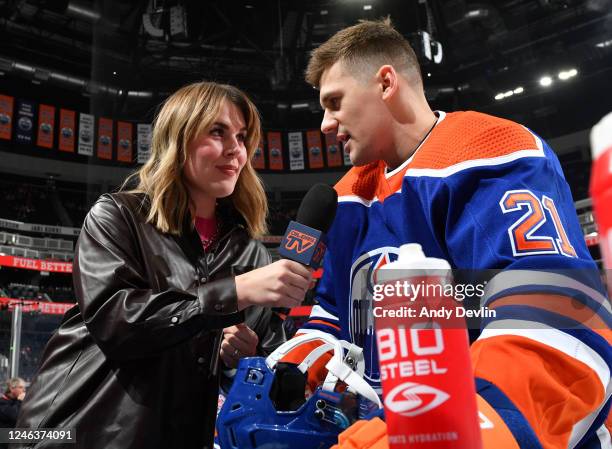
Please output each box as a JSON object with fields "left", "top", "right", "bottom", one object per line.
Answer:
{"left": 376, "top": 65, "right": 398, "bottom": 100}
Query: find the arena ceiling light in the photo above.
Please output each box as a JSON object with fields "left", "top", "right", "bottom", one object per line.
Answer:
{"left": 539, "top": 76, "right": 553, "bottom": 87}
{"left": 494, "top": 86, "right": 524, "bottom": 101}
{"left": 558, "top": 68, "right": 578, "bottom": 80}
{"left": 595, "top": 40, "right": 612, "bottom": 48}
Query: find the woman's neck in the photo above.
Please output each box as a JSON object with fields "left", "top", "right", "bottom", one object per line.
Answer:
{"left": 188, "top": 190, "right": 216, "bottom": 219}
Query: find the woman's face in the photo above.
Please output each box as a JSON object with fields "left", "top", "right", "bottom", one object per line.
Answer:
{"left": 183, "top": 100, "right": 248, "bottom": 206}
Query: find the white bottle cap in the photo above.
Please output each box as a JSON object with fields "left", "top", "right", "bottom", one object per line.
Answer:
{"left": 397, "top": 243, "right": 426, "bottom": 263}
{"left": 376, "top": 243, "right": 452, "bottom": 284}
{"left": 590, "top": 112, "right": 612, "bottom": 161}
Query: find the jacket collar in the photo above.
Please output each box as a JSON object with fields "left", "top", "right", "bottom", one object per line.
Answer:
{"left": 173, "top": 201, "right": 245, "bottom": 267}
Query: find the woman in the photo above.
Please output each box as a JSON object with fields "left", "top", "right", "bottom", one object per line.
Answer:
{"left": 0, "top": 377, "right": 25, "bottom": 428}
{"left": 15, "top": 82, "right": 311, "bottom": 449}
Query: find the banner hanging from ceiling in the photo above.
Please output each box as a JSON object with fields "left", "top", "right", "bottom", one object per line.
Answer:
{"left": 267, "top": 131, "right": 284, "bottom": 170}
{"left": 136, "top": 123, "right": 151, "bottom": 164}
{"left": 15, "top": 99, "right": 36, "bottom": 145}
{"left": 58, "top": 108, "right": 76, "bottom": 153}
{"left": 0, "top": 95, "right": 13, "bottom": 141}
{"left": 36, "top": 104, "right": 55, "bottom": 149}
{"left": 97, "top": 117, "right": 113, "bottom": 160}
{"left": 306, "top": 130, "right": 324, "bottom": 169}
{"left": 117, "top": 121, "right": 133, "bottom": 162}
{"left": 288, "top": 131, "right": 305, "bottom": 171}
{"left": 252, "top": 139, "right": 265, "bottom": 170}
{"left": 78, "top": 112, "right": 94, "bottom": 156}
{"left": 325, "top": 132, "right": 342, "bottom": 167}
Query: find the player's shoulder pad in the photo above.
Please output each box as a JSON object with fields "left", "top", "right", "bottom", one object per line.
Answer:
{"left": 409, "top": 111, "right": 543, "bottom": 173}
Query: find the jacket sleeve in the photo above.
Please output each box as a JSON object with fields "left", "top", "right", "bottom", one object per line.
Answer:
{"left": 241, "top": 247, "right": 288, "bottom": 357}
{"left": 73, "top": 195, "right": 244, "bottom": 361}
{"left": 244, "top": 306, "right": 287, "bottom": 357}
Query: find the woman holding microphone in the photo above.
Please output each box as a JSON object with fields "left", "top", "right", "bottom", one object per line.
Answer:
{"left": 15, "top": 81, "right": 311, "bottom": 449}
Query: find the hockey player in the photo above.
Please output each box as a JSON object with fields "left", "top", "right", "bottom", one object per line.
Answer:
{"left": 284, "top": 19, "right": 611, "bottom": 449}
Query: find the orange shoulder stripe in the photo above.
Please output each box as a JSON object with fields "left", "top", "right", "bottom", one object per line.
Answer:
{"left": 409, "top": 112, "right": 540, "bottom": 171}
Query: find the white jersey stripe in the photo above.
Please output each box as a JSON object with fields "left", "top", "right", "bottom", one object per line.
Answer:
{"left": 569, "top": 383, "right": 612, "bottom": 449}
{"left": 482, "top": 270, "right": 612, "bottom": 315}
{"left": 405, "top": 148, "right": 546, "bottom": 179}
{"left": 309, "top": 305, "right": 339, "bottom": 322}
{"left": 295, "top": 328, "right": 337, "bottom": 336}
{"left": 337, "top": 195, "right": 379, "bottom": 207}
{"left": 596, "top": 423, "right": 611, "bottom": 449}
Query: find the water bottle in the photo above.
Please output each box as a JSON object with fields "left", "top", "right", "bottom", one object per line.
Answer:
{"left": 590, "top": 112, "right": 612, "bottom": 294}
{"left": 373, "top": 243, "right": 482, "bottom": 449}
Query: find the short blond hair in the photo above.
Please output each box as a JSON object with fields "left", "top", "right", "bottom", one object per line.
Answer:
{"left": 305, "top": 18, "right": 422, "bottom": 88}
{"left": 5, "top": 377, "right": 25, "bottom": 394}
{"left": 124, "top": 82, "right": 268, "bottom": 237}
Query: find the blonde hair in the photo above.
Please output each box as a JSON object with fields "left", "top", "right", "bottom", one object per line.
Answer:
{"left": 305, "top": 18, "right": 422, "bottom": 88}
{"left": 5, "top": 377, "right": 25, "bottom": 394}
{"left": 124, "top": 82, "right": 268, "bottom": 237}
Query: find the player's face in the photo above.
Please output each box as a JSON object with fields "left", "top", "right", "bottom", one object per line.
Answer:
{"left": 183, "top": 100, "right": 248, "bottom": 205}
{"left": 319, "top": 61, "right": 392, "bottom": 166}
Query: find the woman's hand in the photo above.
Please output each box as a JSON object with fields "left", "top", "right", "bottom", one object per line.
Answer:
{"left": 220, "top": 323, "right": 259, "bottom": 368}
{"left": 235, "top": 259, "right": 313, "bottom": 310}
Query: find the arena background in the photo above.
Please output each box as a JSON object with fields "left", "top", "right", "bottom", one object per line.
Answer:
{"left": 0, "top": 0, "right": 610, "bottom": 383}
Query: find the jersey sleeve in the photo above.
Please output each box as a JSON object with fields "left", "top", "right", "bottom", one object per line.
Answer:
{"left": 298, "top": 250, "right": 342, "bottom": 338}
{"left": 434, "top": 127, "right": 612, "bottom": 449}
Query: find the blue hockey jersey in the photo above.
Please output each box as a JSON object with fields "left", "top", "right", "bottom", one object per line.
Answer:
{"left": 296, "top": 111, "right": 611, "bottom": 449}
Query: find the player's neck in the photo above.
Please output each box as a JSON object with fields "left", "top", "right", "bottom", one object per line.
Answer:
{"left": 386, "top": 110, "right": 437, "bottom": 170}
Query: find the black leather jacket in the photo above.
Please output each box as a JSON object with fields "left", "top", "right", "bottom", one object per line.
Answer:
{"left": 15, "top": 192, "right": 281, "bottom": 449}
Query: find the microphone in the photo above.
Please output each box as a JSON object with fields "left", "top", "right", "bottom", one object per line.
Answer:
{"left": 278, "top": 183, "right": 338, "bottom": 270}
